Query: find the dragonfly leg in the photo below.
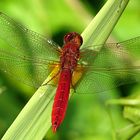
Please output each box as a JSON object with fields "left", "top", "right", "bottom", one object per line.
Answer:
{"left": 71, "top": 81, "right": 76, "bottom": 92}
{"left": 42, "top": 70, "right": 61, "bottom": 86}
{"left": 71, "top": 72, "right": 76, "bottom": 93}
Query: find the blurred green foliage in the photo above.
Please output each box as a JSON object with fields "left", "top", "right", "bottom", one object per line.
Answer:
{"left": 0, "top": 0, "right": 140, "bottom": 140}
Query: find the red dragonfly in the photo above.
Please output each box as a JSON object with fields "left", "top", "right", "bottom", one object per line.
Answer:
{"left": 0, "top": 12, "right": 140, "bottom": 132}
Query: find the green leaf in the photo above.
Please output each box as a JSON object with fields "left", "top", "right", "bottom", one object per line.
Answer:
{"left": 106, "top": 92, "right": 140, "bottom": 140}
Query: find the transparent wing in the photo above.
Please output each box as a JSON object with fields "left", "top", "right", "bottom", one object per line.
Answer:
{"left": 0, "top": 12, "right": 60, "bottom": 61}
{"left": 75, "top": 36, "right": 140, "bottom": 94}
{"left": 0, "top": 12, "right": 60, "bottom": 87}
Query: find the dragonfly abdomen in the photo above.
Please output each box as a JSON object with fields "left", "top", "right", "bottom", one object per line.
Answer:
{"left": 52, "top": 69, "right": 71, "bottom": 132}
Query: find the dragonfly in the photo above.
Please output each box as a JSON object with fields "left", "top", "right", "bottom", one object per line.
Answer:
{"left": 0, "top": 12, "right": 140, "bottom": 132}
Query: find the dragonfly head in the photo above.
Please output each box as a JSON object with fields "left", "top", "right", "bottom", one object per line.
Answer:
{"left": 64, "top": 32, "right": 83, "bottom": 47}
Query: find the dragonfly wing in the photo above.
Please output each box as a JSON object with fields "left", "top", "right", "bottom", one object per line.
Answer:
{"left": 0, "top": 47, "right": 59, "bottom": 87}
{"left": 76, "top": 36, "right": 140, "bottom": 94}
{"left": 0, "top": 12, "right": 60, "bottom": 87}
{"left": 0, "top": 12, "right": 60, "bottom": 61}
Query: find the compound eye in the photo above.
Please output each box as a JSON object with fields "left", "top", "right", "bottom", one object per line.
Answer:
{"left": 63, "top": 32, "right": 83, "bottom": 46}
{"left": 64, "top": 33, "right": 74, "bottom": 44}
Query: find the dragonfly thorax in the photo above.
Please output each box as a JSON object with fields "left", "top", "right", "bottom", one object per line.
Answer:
{"left": 60, "top": 42, "right": 80, "bottom": 70}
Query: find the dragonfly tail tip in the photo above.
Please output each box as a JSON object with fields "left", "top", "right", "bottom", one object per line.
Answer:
{"left": 52, "top": 125, "right": 58, "bottom": 133}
